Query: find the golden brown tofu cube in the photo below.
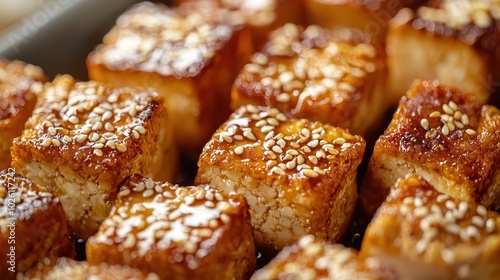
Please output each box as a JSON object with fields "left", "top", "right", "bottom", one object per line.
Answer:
{"left": 175, "top": 0, "right": 304, "bottom": 49}
{"left": 11, "top": 75, "right": 177, "bottom": 238}
{"left": 87, "top": 174, "right": 256, "bottom": 280}
{"left": 87, "top": 1, "right": 251, "bottom": 154}
{"left": 231, "top": 24, "right": 387, "bottom": 139}
{"left": 252, "top": 234, "right": 392, "bottom": 280}
{"left": 361, "top": 174, "right": 500, "bottom": 280}
{"left": 303, "top": 0, "right": 423, "bottom": 42}
{"left": 0, "top": 60, "right": 46, "bottom": 169}
{"left": 387, "top": 4, "right": 500, "bottom": 105}
{"left": 0, "top": 169, "right": 74, "bottom": 279}
{"left": 360, "top": 79, "right": 500, "bottom": 217}
{"left": 19, "top": 258, "right": 157, "bottom": 280}
{"left": 196, "top": 105, "right": 366, "bottom": 251}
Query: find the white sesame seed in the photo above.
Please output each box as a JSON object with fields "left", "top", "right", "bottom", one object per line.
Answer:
{"left": 429, "top": 111, "right": 441, "bottom": 118}
{"left": 476, "top": 205, "right": 487, "bottom": 217}
{"left": 437, "top": 194, "right": 449, "bottom": 203}
{"left": 441, "top": 125, "right": 450, "bottom": 135}
{"left": 276, "top": 93, "right": 291, "bottom": 102}
{"left": 445, "top": 200, "right": 456, "bottom": 210}
{"left": 420, "top": 118, "right": 429, "bottom": 130}
{"left": 272, "top": 145, "right": 283, "bottom": 153}
{"left": 302, "top": 169, "right": 319, "bottom": 178}
{"left": 471, "top": 216, "right": 485, "bottom": 228}
{"left": 220, "top": 214, "right": 230, "bottom": 224}
{"left": 42, "top": 138, "right": 52, "bottom": 147}
{"left": 442, "top": 104, "right": 454, "bottom": 115}
{"left": 446, "top": 224, "right": 460, "bottom": 235}
{"left": 261, "top": 125, "right": 274, "bottom": 133}
{"left": 441, "top": 248, "right": 455, "bottom": 264}
{"left": 271, "top": 166, "right": 286, "bottom": 176}
{"left": 123, "top": 235, "right": 136, "bottom": 248}
{"left": 486, "top": 218, "right": 495, "bottom": 233}
{"left": 116, "top": 143, "right": 127, "bottom": 152}
{"left": 465, "top": 129, "right": 476, "bottom": 135}
{"left": 69, "top": 116, "right": 79, "bottom": 124}
{"left": 93, "top": 149, "right": 103, "bottom": 156}
{"left": 267, "top": 118, "right": 279, "bottom": 126}
{"left": 89, "top": 132, "right": 99, "bottom": 142}
{"left": 458, "top": 201, "right": 468, "bottom": 214}
{"left": 75, "top": 134, "right": 88, "bottom": 143}
{"left": 461, "top": 114, "right": 469, "bottom": 125}
{"left": 102, "top": 111, "right": 112, "bottom": 122}
{"left": 106, "top": 140, "right": 116, "bottom": 149}
{"left": 118, "top": 189, "right": 131, "bottom": 197}
{"left": 51, "top": 139, "right": 61, "bottom": 147}
{"left": 414, "top": 197, "right": 424, "bottom": 207}
{"left": 135, "top": 125, "right": 146, "bottom": 135}
{"left": 92, "top": 143, "right": 104, "bottom": 149}
{"left": 415, "top": 239, "right": 428, "bottom": 253}
{"left": 185, "top": 196, "right": 195, "bottom": 205}
{"left": 48, "top": 127, "right": 57, "bottom": 136}
{"left": 92, "top": 122, "right": 103, "bottom": 131}
{"left": 143, "top": 189, "right": 154, "bottom": 198}
{"left": 105, "top": 123, "right": 114, "bottom": 131}
{"left": 234, "top": 146, "right": 244, "bottom": 155}
{"left": 448, "top": 101, "right": 458, "bottom": 111}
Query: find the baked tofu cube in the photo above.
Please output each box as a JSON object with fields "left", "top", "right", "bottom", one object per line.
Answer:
{"left": 86, "top": 174, "right": 256, "bottom": 280}
{"left": 252, "top": 234, "right": 392, "bottom": 280}
{"left": 231, "top": 24, "right": 387, "bottom": 139}
{"left": 361, "top": 174, "right": 500, "bottom": 280}
{"left": 19, "top": 258, "right": 156, "bottom": 280}
{"left": 360, "top": 79, "right": 500, "bottom": 217}
{"left": 0, "top": 60, "right": 46, "bottom": 169}
{"left": 387, "top": 4, "right": 500, "bottom": 105}
{"left": 11, "top": 75, "right": 177, "bottom": 238}
{"left": 0, "top": 170, "right": 74, "bottom": 279}
{"left": 175, "top": 0, "right": 303, "bottom": 49}
{"left": 87, "top": 1, "right": 251, "bottom": 154}
{"left": 303, "top": 0, "right": 423, "bottom": 42}
{"left": 196, "top": 105, "right": 366, "bottom": 250}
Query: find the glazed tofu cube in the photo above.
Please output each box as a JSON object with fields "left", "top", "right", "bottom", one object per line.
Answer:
{"left": 252, "top": 234, "right": 392, "bottom": 280}
{"left": 11, "top": 75, "right": 177, "bottom": 238}
{"left": 360, "top": 79, "right": 500, "bottom": 217}
{"left": 0, "top": 60, "right": 46, "bottom": 169}
{"left": 303, "top": 0, "right": 423, "bottom": 42}
{"left": 196, "top": 105, "right": 365, "bottom": 251}
{"left": 361, "top": 174, "right": 500, "bottom": 280}
{"left": 387, "top": 4, "right": 500, "bottom": 105}
{"left": 19, "top": 258, "right": 156, "bottom": 280}
{"left": 231, "top": 24, "right": 387, "bottom": 139}
{"left": 86, "top": 174, "right": 256, "bottom": 280}
{"left": 175, "top": 0, "right": 304, "bottom": 49}
{"left": 87, "top": 1, "right": 252, "bottom": 154}
{"left": 0, "top": 170, "right": 74, "bottom": 279}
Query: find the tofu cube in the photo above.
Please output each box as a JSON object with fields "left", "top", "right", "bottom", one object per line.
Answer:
{"left": 87, "top": 1, "right": 252, "bottom": 154}
{"left": 360, "top": 79, "right": 500, "bottom": 217}
{"left": 361, "top": 174, "right": 500, "bottom": 280}
{"left": 196, "top": 105, "right": 365, "bottom": 250}
{"left": 387, "top": 4, "right": 500, "bottom": 105}
{"left": 231, "top": 24, "right": 387, "bottom": 139}
{"left": 87, "top": 174, "right": 256, "bottom": 280}
{"left": 0, "top": 60, "right": 46, "bottom": 169}
{"left": 11, "top": 75, "right": 177, "bottom": 238}
{"left": 0, "top": 169, "right": 74, "bottom": 279}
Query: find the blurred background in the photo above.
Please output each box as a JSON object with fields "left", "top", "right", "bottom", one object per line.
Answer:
{"left": 0, "top": 0, "right": 171, "bottom": 79}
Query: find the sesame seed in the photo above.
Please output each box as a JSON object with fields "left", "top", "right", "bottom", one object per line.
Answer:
{"left": 276, "top": 93, "right": 290, "bottom": 102}
{"left": 454, "top": 121, "right": 464, "bottom": 129}
{"left": 143, "top": 189, "right": 154, "bottom": 198}
{"left": 447, "top": 122, "right": 455, "bottom": 132}
{"left": 102, "top": 111, "right": 112, "bottom": 122}
{"left": 437, "top": 194, "right": 449, "bottom": 202}
{"left": 106, "top": 140, "right": 116, "bottom": 149}
{"left": 267, "top": 118, "right": 279, "bottom": 126}
{"left": 205, "top": 201, "right": 215, "bottom": 208}
{"left": 135, "top": 125, "right": 146, "bottom": 135}
{"left": 445, "top": 200, "right": 456, "bottom": 210}
{"left": 105, "top": 123, "right": 115, "bottom": 131}
{"left": 441, "top": 248, "right": 455, "bottom": 264}
{"left": 234, "top": 146, "right": 244, "bottom": 155}
{"left": 486, "top": 218, "right": 495, "bottom": 233}
{"left": 123, "top": 235, "right": 136, "bottom": 248}
{"left": 272, "top": 145, "right": 283, "bottom": 153}
{"left": 441, "top": 125, "right": 450, "bottom": 135}
{"left": 471, "top": 216, "right": 484, "bottom": 228}
{"left": 458, "top": 201, "right": 468, "bottom": 214}
{"left": 205, "top": 191, "right": 214, "bottom": 201}
{"left": 420, "top": 118, "right": 429, "bottom": 130}
{"left": 461, "top": 114, "right": 469, "bottom": 125}
{"left": 220, "top": 214, "right": 230, "bottom": 224}
{"left": 69, "top": 116, "right": 79, "bottom": 124}
{"left": 442, "top": 104, "right": 454, "bottom": 115}
{"left": 92, "top": 122, "right": 103, "bottom": 131}
{"left": 92, "top": 143, "right": 104, "bottom": 149}
{"left": 63, "top": 136, "right": 72, "bottom": 142}
{"left": 42, "top": 138, "right": 52, "bottom": 147}
{"left": 75, "top": 134, "right": 88, "bottom": 143}
{"left": 271, "top": 166, "right": 286, "bottom": 176}
{"left": 448, "top": 101, "right": 458, "bottom": 111}
{"left": 116, "top": 143, "right": 127, "bottom": 152}
{"left": 261, "top": 125, "right": 274, "bottom": 133}
{"left": 52, "top": 139, "right": 61, "bottom": 147}
{"left": 185, "top": 196, "right": 195, "bottom": 205}
{"left": 414, "top": 197, "right": 424, "bottom": 207}
{"left": 429, "top": 111, "right": 441, "bottom": 118}
{"left": 89, "top": 132, "right": 99, "bottom": 142}
{"left": 453, "top": 111, "right": 462, "bottom": 120}
{"left": 246, "top": 104, "right": 258, "bottom": 113}
{"left": 118, "top": 189, "right": 131, "bottom": 197}
{"left": 302, "top": 169, "right": 319, "bottom": 178}
{"left": 465, "top": 129, "right": 476, "bottom": 135}
{"left": 446, "top": 224, "right": 460, "bottom": 235}
{"left": 146, "top": 178, "right": 154, "bottom": 189}
{"left": 415, "top": 239, "right": 428, "bottom": 253}
{"left": 94, "top": 149, "right": 103, "bottom": 156}
{"left": 48, "top": 127, "right": 57, "bottom": 136}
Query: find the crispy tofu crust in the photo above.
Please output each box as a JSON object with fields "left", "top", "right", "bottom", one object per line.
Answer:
{"left": 196, "top": 105, "right": 365, "bottom": 250}
{"left": 18, "top": 258, "right": 156, "bottom": 280}
{"left": 387, "top": 2, "right": 500, "bottom": 104}
{"left": 231, "top": 24, "right": 386, "bottom": 139}
{"left": 361, "top": 79, "right": 500, "bottom": 216}
{"left": 252, "top": 234, "right": 391, "bottom": 280}
{"left": 303, "top": 0, "right": 423, "bottom": 42}
{"left": 87, "top": 1, "right": 251, "bottom": 153}
{"left": 87, "top": 174, "right": 256, "bottom": 280}
{"left": 0, "top": 60, "right": 46, "bottom": 169}
{"left": 0, "top": 170, "right": 74, "bottom": 279}
{"left": 361, "top": 174, "right": 500, "bottom": 280}
{"left": 11, "top": 74, "right": 176, "bottom": 238}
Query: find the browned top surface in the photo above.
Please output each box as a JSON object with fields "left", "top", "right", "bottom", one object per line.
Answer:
{"left": 89, "top": 174, "right": 248, "bottom": 268}
{"left": 21, "top": 258, "right": 153, "bottom": 279}
{"left": 198, "top": 104, "right": 366, "bottom": 193}
{"left": 12, "top": 74, "right": 165, "bottom": 180}
{"left": 0, "top": 60, "right": 45, "bottom": 121}
{"left": 88, "top": 1, "right": 244, "bottom": 77}
{"left": 376, "top": 79, "right": 500, "bottom": 190}
{"left": 362, "top": 174, "right": 500, "bottom": 274}
{"left": 391, "top": 1, "right": 500, "bottom": 51}
{"left": 252, "top": 235, "right": 381, "bottom": 280}
{"left": 232, "top": 24, "right": 383, "bottom": 126}
{"left": 0, "top": 169, "right": 58, "bottom": 230}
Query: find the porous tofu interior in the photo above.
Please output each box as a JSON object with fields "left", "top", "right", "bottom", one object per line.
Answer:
{"left": 199, "top": 166, "right": 357, "bottom": 250}
{"left": 20, "top": 160, "right": 112, "bottom": 238}
{"left": 388, "top": 27, "right": 489, "bottom": 104}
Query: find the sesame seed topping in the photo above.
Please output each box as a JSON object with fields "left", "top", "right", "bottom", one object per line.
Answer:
{"left": 234, "top": 146, "right": 244, "bottom": 155}
{"left": 42, "top": 138, "right": 52, "bottom": 147}
{"left": 69, "top": 116, "right": 79, "bottom": 124}
{"left": 94, "top": 149, "right": 103, "bottom": 156}
{"left": 116, "top": 143, "right": 127, "bottom": 152}
{"left": 420, "top": 118, "right": 429, "bottom": 130}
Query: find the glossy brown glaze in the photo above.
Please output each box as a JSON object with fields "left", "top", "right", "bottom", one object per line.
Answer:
{"left": 87, "top": 174, "right": 256, "bottom": 280}
{"left": 0, "top": 170, "right": 74, "bottom": 279}
{"left": 231, "top": 24, "right": 386, "bottom": 138}
{"left": 361, "top": 174, "right": 500, "bottom": 280}
{"left": 0, "top": 60, "right": 46, "bottom": 169}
